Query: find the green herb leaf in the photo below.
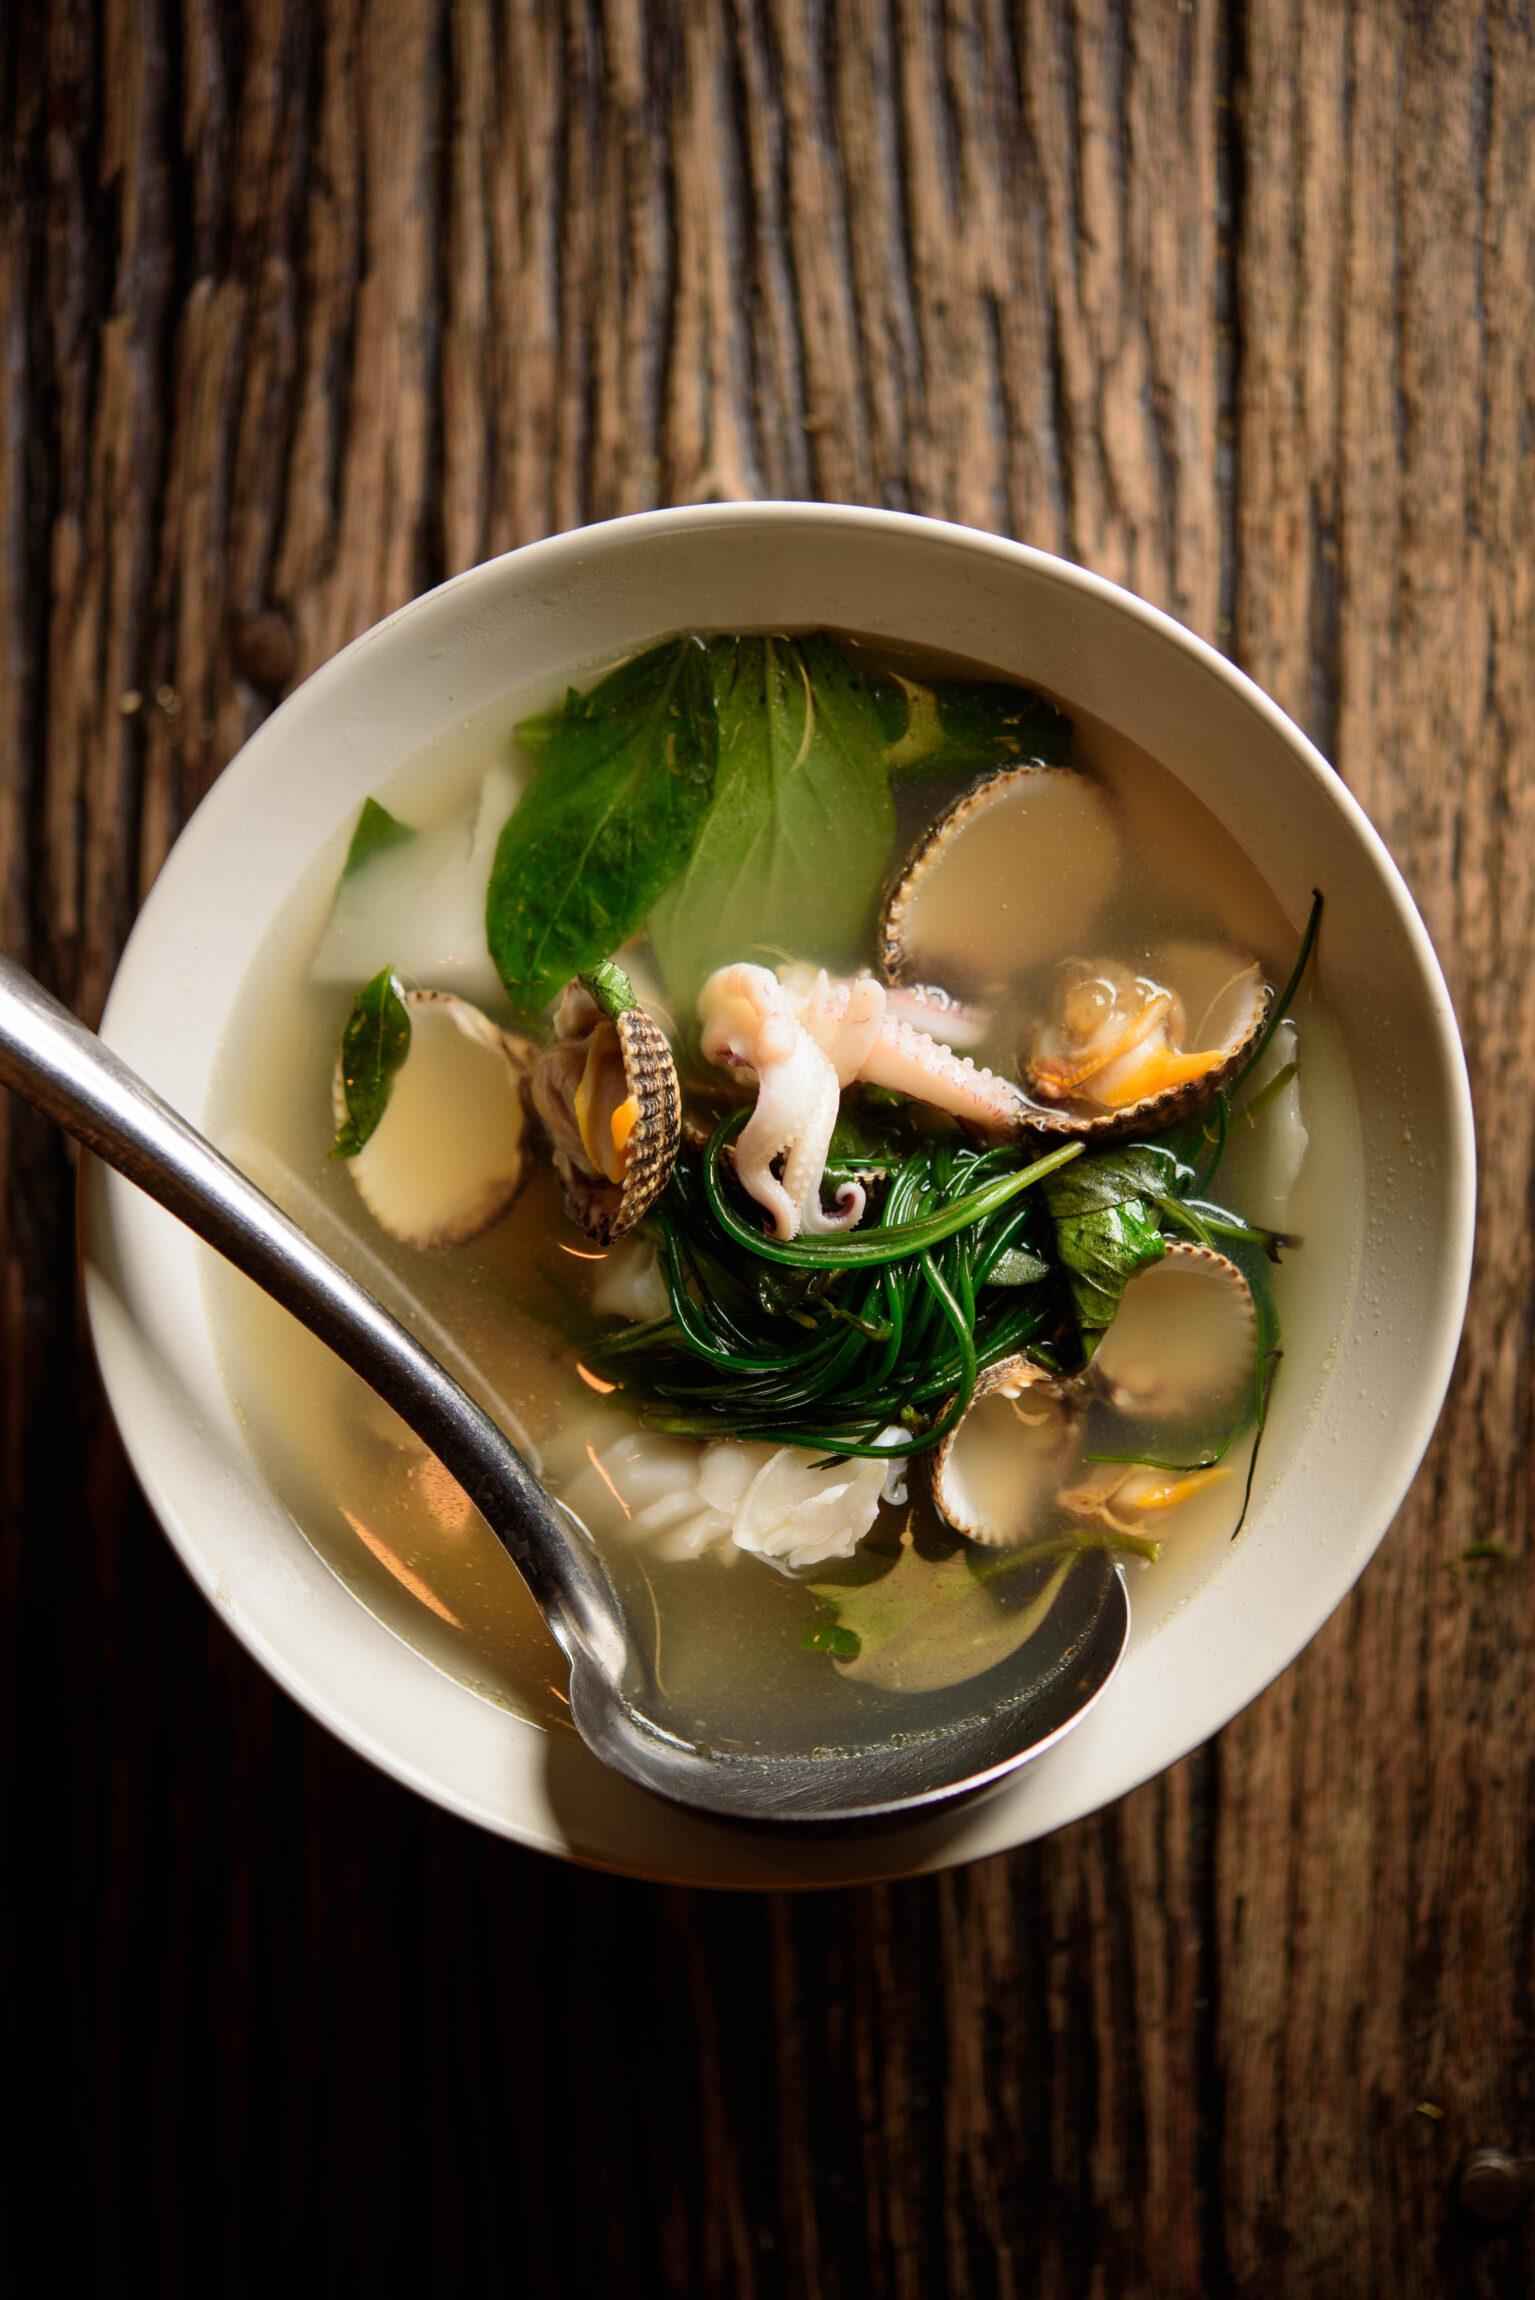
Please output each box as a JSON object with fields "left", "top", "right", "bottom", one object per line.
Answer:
{"left": 880, "top": 675, "right": 1073, "bottom": 780}
{"left": 331, "top": 967, "right": 412, "bottom": 1157}
{"left": 984, "top": 1245, "right": 1051, "bottom": 1287}
{"left": 1043, "top": 1146, "right": 1173, "bottom": 1354}
{"left": 648, "top": 633, "right": 897, "bottom": 1002}
{"left": 487, "top": 636, "right": 718, "bottom": 1011}
{"left": 343, "top": 797, "right": 416, "bottom": 877}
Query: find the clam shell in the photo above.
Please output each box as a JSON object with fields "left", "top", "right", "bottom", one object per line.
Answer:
{"left": 930, "top": 1354, "right": 1080, "bottom": 1548}
{"left": 880, "top": 764, "right": 1121, "bottom": 993}
{"left": 533, "top": 988, "right": 682, "bottom": 1243}
{"left": 1019, "top": 944, "right": 1271, "bottom": 1139}
{"left": 334, "top": 989, "right": 533, "bottom": 1249}
{"left": 1090, "top": 1243, "right": 1258, "bottom": 1429}
{"left": 607, "top": 1004, "right": 683, "bottom": 1235}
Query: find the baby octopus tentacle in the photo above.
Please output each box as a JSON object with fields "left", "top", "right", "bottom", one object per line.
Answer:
{"left": 699, "top": 964, "right": 865, "bottom": 1241}
{"left": 859, "top": 1013, "right": 1027, "bottom": 1133}
{"left": 770, "top": 1033, "right": 864, "bottom": 1236}
{"left": 782, "top": 963, "right": 1025, "bottom": 1135}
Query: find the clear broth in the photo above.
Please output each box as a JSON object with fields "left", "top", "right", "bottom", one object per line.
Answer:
{"left": 203, "top": 645, "right": 1364, "bottom": 1749}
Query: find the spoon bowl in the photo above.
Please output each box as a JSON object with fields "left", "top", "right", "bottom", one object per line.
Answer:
{"left": 0, "top": 947, "right": 1128, "bottom": 1825}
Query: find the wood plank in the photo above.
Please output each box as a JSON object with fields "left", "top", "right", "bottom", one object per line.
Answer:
{"left": 1224, "top": 4, "right": 1535, "bottom": 2294}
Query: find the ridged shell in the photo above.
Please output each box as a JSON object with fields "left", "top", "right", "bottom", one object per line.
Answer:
{"left": 1018, "top": 946, "right": 1271, "bottom": 1140}
{"left": 532, "top": 985, "right": 682, "bottom": 1244}
{"left": 1089, "top": 1243, "right": 1258, "bottom": 1428}
{"left": 880, "top": 764, "right": 1121, "bottom": 992}
{"left": 607, "top": 1005, "right": 683, "bottom": 1235}
{"left": 930, "top": 1354, "right": 1079, "bottom": 1548}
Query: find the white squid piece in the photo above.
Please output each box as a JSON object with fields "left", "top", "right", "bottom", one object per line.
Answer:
{"left": 559, "top": 1421, "right": 909, "bottom": 1571}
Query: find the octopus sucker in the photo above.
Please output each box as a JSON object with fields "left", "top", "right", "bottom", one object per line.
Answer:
{"left": 859, "top": 1012, "right": 1027, "bottom": 1133}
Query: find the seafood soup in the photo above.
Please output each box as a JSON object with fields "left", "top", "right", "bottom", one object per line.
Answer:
{"left": 205, "top": 633, "right": 1362, "bottom": 1756}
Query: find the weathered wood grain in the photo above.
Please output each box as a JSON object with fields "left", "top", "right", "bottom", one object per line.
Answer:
{"left": 1, "top": 4, "right": 1531, "bottom": 2295}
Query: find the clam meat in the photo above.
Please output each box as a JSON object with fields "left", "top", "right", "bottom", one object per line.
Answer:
{"left": 1022, "top": 944, "right": 1270, "bottom": 1135}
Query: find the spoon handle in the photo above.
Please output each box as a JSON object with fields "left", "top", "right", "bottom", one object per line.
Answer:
{"left": 0, "top": 948, "right": 627, "bottom": 1677}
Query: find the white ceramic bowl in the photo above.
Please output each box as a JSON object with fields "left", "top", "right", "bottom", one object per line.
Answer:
{"left": 83, "top": 506, "right": 1474, "bottom": 1888}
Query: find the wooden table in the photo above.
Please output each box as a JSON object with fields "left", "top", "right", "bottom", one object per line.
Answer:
{"left": 3, "top": 5, "right": 1531, "bottom": 2292}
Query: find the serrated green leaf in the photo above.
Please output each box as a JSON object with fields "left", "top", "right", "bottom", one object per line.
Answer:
{"left": 487, "top": 637, "right": 718, "bottom": 1011}
{"left": 331, "top": 967, "right": 412, "bottom": 1157}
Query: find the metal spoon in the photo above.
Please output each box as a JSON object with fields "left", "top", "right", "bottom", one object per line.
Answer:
{"left": 0, "top": 949, "right": 1129, "bottom": 1825}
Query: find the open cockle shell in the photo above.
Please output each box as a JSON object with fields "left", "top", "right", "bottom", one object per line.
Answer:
{"left": 1019, "top": 942, "right": 1271, "bottom": 1139}
{"left": 931, "top": 1354, "right": 1080, "bottom": 1548}
{"left": 1090, "top": 1242, "right": 1258, "bottom": 1430}
{"left": 879, "top": 764, "right": 1121, "bottom": 995}
{"left": 532, "top": 979, "right": 682, "bottom": 1243}
{"left": 334, "top": 989, "right": 533, "bottom": 1248}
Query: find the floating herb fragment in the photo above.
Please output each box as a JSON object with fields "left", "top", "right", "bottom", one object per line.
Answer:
{"left": 343, "top": 797, "right": 416, "bottom": 877}
{"left": 804, "top": 1526, "right": 1149, "bottom": 1689}
{"left": 331, "top": 967, "right": 411, "bottom": 1157}
{"left": 581, "top": 957, "right": 641, "bottom": 1018}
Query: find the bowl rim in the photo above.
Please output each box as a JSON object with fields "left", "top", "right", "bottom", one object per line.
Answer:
{"left": 84, "top": 501, "right": 1477, "bottom": 1888}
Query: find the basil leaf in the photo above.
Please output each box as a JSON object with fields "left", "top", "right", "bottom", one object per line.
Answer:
{"left": 1043, "top": 1146, "right": 1172, "bottom": 1353}
{"left": 331, "top": 967, "right": 412, "bottom": 1157}
{"left": 882, "top": 675, "right": 1073, "bottom": 780}
{"left": 648, "top": 633, "right": 897, "bottom": 1001}
{"left": 343, "top": 797, "right": 415, "bottom": 877}
{"left": 487, "top": 636, "right": 718, "bottom": 1011}
{"left": 1042, "top": 1143, "right": 1182, "bottom": 1218}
